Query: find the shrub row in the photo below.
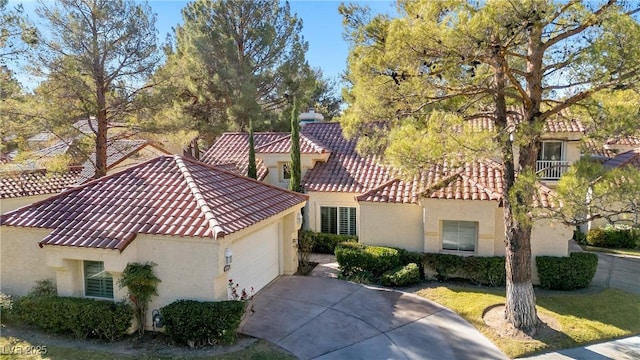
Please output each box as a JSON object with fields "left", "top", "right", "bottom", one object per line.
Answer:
{"left": 536, "top": 252, "right": 598, "bottom": 290}
{"left": 13, "top": 296, "right": 132, "bottom": 341}
{"left": 586, "top": 227, "right": 640, "bottom": 249}
{"left": 304, "top": 231, "right": 358, "bottom": 254}
{"left": 160, "top": 300, "right": 245, "bottom": 347}
{"left": 381, "top": 263, "right": 421, "bottom": 287}
{"left": 423, "top": 253, "right": 506, "bottom": 286}
{"left": 335, "top": 243, "right": 423, "bottom": 286}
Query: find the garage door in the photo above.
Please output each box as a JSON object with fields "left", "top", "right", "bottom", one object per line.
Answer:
{"left": 228, "top": 222, "right": 280, "bottom": 295}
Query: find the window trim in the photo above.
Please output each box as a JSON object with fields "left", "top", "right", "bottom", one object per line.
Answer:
{"left": 83, "top": 260, "right": 114, "bottom": 299}
{"left": 441, "top": 220, "right": 477, "bottom": 253}
{"left": 319, "top": 205, "right": 357, "bottom": 236}
{"left": 278, "top": 162, "right": 291, "bottom": 183}
{"left": 539, "top": 141, "right": 565, "bottom": 161}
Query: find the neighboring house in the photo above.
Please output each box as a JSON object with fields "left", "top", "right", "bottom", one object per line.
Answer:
{"left": 0, "top": 155, "right": 306, "bottom": 329}
{"left": 0, "top": 140, "right": 170, "bottom": 213}
{"left": 201, "top": 121, "right": 573, "bottom": 283}
{"left": 0, "top": 167, "right": 83, "bottom": 213}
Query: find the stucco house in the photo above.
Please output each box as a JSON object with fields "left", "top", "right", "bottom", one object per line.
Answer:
{"left": 1, "top": 140, "right": 169, "bottom": 213}
{"left": 0, "top": 155, "right": 306, "bottom": 328}
{"left": 200, "top": 121, "right": 575, "bottom": 283}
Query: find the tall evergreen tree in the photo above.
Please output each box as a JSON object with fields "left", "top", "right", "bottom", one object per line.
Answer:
{"left": 33, "top": 0, "right": 161, "bottom": 178}
{"left": 289, "top": 98, "right": 301, "bottom": 192}
{"left": 340, "top": 0, "right": 640, "bottom": 333}
{"left": 247, "top": 120, "right": 257, "bottom": 179}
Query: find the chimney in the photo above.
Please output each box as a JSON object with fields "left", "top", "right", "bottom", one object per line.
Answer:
{"left": 298, "top": 108, "right": 324, "bottom": 126}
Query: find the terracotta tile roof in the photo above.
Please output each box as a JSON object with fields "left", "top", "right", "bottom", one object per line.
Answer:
{"left": 1, "top": 155, "right": 307, "bottom": 251}
{"left": 605, "top": 135, "right": 640, "bottom": 147}
{"left": 358, "top": 160, "right": 558, "bottom": 207}
{"left": 255, "top": 133, "right": 331, "bottom": 154}
{"left": 301, "top": 123, "right": 394, "bottom": 193}
{"left": 603, "top": 147, "right": 640, "bottom": 170}
{"left": 583, "top": 139, "right": 617, "bottom": 158}
{"left": 1, "top": 167, "right": 83, "bottom": 199}
{"left": 74, "top": 140, "right": 169, "bottom": 184}
{"left": 32, "top": 142, "right": 71, "bottom": 158}
{"left": 201, "top": 133, "right": 288, "bottom": 180}
{"left": 465, "top": 115, "right": 584, "bottom": 133}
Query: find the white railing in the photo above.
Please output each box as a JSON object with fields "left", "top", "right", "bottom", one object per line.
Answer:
{"left": 536, "top": 160, "right": 569, "bottom": 180}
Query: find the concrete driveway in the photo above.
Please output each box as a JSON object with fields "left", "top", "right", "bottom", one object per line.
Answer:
{"left": 239, "top": 276, "right": 507, "bottom": 360}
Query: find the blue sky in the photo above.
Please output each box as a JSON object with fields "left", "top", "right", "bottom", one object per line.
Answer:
{"left": 9, "top": 0, "right": 396, "bottom": 90}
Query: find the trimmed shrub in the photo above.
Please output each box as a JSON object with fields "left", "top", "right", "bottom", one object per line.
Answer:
{"left": 309, "top": 231, "right": 358, "bottom": 254}
{"left": 394, "top": 248, "right": 425, "bottom": 278}
{"left": 423, "top": 253, "right": 465, "bottom": 281}
{"left": 573, "top": 229, "right": 587, "bottom": 245}
{"left": 586, "top": 227, "right": 639, "bottom": 249}
{"left": 536, "top": 252, "right": 598, "bottom": 290}
{"left": 335, "top": 243, "right": 400, "bottom": 277}
{"left": 464, "top": 256, "right": 506, "bottom": 287}
{"left": 14, "top": 296, "right": 132, "bottom": 341}
{"left": 160, "top": 300, "right": 245, "bottom": 347}
{"left": 381, "top": 263, "right": 421, "bottom": 287}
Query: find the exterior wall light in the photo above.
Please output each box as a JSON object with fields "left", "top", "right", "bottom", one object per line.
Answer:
{"left": 296, "top": 211, "right": 304, "bottom": 230}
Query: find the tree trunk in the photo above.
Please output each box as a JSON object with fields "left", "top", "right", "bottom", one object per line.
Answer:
{"left": 95, "top": 99, "right": 108, "bottom": 178}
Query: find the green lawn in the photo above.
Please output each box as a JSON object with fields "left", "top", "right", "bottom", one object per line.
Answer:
{"left": 416, "top": 286, "right": 640, "bottom": 358}
{"left": 580, "top": 245, "right": 640, "bottom": 257}
{"left": 0, "top": 335, "right": 295, "bottom": 360}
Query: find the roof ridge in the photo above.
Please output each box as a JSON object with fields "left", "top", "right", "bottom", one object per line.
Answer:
{"left": 459, "top": 174, "right": 502, "bottom": 201}
{"left": 355, "top": 178, "right": 401, "bottom": 201}
{"left": 255, "top": 134, "right": 292, "bottom": 152}
{"left": 172, "top": 155, "right": 226, "bottom": 240}
{"left": 300, "top": 133, "right": 330, "bottom": 153}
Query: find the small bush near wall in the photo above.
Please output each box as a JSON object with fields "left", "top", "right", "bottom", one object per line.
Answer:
{"left": 394, "top": 248, "right": 425, "bottom": 278}
{"left": 305, "top": 231, "right": 357, "bottom": 254}
{"left": 587, "top": 227, "right": 640, "bottom": 249}
{"left": 536, "top": 252, "right": 599, "bottom": 290}
{"left": 381, "top": 263, "right": 421, "bottom": 287}
{"left": 13, "top": 296, "right": 132, "bottom": 341}
{"left": 423, "top": 253, "right": 465, "bottom": 282}
{"left": 160, "top": 300, "right": 245, "bottom": 347}
{"left": 335, "top": 243, "right": 400, "bottom": 277}
{"left": 464, "top": 256, "right": 506, "bottom": 287}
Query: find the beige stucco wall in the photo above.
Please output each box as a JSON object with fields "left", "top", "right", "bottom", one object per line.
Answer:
{"left": 0, "top": 227, "right": 55, "bottom": 296}
{"left": 423, "top": 199, "right": 499, "bottom": 256}
{"left": 358, "top": 202, "right": 424, "bottom": 252}
{"left": 258, "top": 153, "right": 329, "bottom": 189}
{"left": 1, "top": 195, "right": 52, "bottom": 214}
{"left": 305, "top": 192, "right": 359, "bottom": 235}
{"left": 0, "top": 202, "right": 304, "bottom": 330}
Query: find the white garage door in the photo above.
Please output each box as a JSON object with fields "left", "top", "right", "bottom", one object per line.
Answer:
{"left": 228, "top": 222, "right": 280, "bottom": 296}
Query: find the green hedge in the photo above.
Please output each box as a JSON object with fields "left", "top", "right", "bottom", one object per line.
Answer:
{"left": 536, "top": 252, "right": 599, "bottom": 290}
{"left": 335, "top": 243, "right": 400, "bottom": 277}
{"left": 423, "top": 253, "right": 465, "bottom": 281}
{"left": 160, "top": 300, "right": 245, "bottom": 347}
{"left": 381, "top": 263, "right": 421, "bottom": 287}
{"left": 464, "top": 256, "right": 506, "bottom": 287}
{"left": 14, "top": 296, "right": 132, "bottom": 341}
{"left": 586, "top": 227, "right": 639, "bottom": 249}
{"left": 304, "top": 231, "right": 357, "bottom": 254}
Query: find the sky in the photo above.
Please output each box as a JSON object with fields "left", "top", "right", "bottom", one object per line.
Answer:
{"left": 9, "top": 0, "right": 397, "bottom": 91}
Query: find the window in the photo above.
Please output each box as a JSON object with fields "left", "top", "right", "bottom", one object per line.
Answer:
{"left": 279, "top": 162, "right": 291, "bottom": 182}
{"left": 84, "top": 261, "right": 113, "bottom": 299}
{"left": 539, "top": 141, "right": 564, "bottom": 161}
{"left": 320, "top": 206, "right": 356, "bottom": 235}
{"left": 442, "top": 221, "right": 477, "bottom": 252}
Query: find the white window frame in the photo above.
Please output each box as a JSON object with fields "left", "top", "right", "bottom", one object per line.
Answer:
{"left": 320, "top": 206, "right": 357, "bottom": 236}
{"left": 441, "top": 220, "right": 477, "bottom": 252}
{"left": 83, "top": 260, "right": 114, "bottom": 299}
{"left": 539, "top": 141, "right": 565, "bottom": 161}
{"left": 279, "top": 162, "right": 291, "bottom": 183}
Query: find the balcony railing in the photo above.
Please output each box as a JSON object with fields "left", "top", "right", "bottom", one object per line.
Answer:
{"left": 536, "top": 160, "right": 569, "bottom": 180}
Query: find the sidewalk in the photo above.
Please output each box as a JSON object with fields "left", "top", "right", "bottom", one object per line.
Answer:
{"left": 519, "top": 335, "right": 640, "bottom": 359}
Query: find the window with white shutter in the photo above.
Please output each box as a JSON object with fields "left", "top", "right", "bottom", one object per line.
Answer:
{"left": 442, "top": 221, "right": 477, "bottom": 252}
{"left": 84, "top": 261, "right": 114, "bottom": 299}
{"left": 320, "top": 206, "right": 357, "bottom": 235}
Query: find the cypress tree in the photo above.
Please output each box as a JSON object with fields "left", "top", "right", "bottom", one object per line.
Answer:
{"left": 289, "top": 99, "right": 302, "bottom": 192}
{"left": 247, "top": 120, "right": 257, "bottom": 179}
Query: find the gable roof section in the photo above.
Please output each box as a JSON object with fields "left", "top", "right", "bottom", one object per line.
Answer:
{"left": 357, "top": 160, "right": 558, "bottom": 208}
{"left": 603, "top": 147, "right": 640, "bottom": 170}
{"left": 1, "top": 155, "right": 307, "bottom": 251}
{"left": 301, "top": 122, "right": 394, "bottom": 193}
{"left": 200, "top": 133, "right": 288, "bottom": 180}
{"left": 1, "top": 167, "right": 83, "bottom": 199}
{"left": 255, "top": 133, "right": 331, "bottom": 154}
